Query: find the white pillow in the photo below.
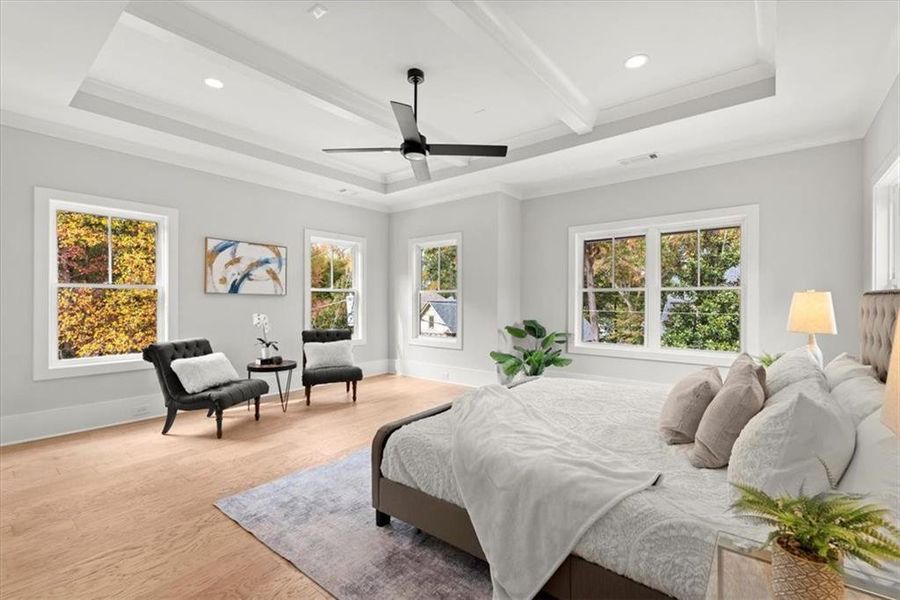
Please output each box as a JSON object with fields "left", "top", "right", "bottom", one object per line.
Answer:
{"left": 170, "top": 352, "right": 240, "bottom": 394}
{"left": 728, "top": 383, "right": 855, "bottom": 502}
{"left": 831, "top": 376, "right": 886, "bottom": 427}
{"left": 304, "top": 340, "right": 354, "bottom": 369}
{"left": 764, "top": 376, "right": 830, "bottom": 408}
{"left": 837, "top": 411, "right": 899, "bottom": 514}
{"left": 824, "top": 352, "right": 877, "bottom": 390}
{"left": 764, "top": 346, "right": 823, "bottom": 397}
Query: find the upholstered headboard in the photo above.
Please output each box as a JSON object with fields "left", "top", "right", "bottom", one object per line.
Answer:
{"left": 859, "top": 290, "right": 900, "bottom": 382}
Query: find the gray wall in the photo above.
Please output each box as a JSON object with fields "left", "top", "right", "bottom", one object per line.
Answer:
{"left": 520, "top": 141, "right": 864, "bottom": 383}
{"left": 388, "top": 192, "right": 520, "bottom": 384}
{"left": 0, "top": 126, "right": 389, "bottom": 440}
{"left": 862, "top": 75, "right": 900, "bottom": 290}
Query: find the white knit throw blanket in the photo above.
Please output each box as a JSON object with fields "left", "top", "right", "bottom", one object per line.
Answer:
{"left": 450, "top": 385, "right": 661, "bottom": 600}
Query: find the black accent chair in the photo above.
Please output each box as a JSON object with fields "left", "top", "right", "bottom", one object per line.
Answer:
{"left": 301, "top": 329, "right": 363, "bottom": 405}
{"left": 143, "top": 339, "right": 269, "bottom": 439}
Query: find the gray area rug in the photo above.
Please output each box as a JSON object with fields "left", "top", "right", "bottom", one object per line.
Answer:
{"left": 215, "top": 449, "right": 492, "bottom": 600}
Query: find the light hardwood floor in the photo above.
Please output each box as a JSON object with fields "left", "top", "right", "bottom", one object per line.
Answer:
{"left": 0, "top": 375, "right": 464, "bottom": 599}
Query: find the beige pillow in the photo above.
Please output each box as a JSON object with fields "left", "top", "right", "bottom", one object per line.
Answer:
{"left": 658, "top": 367, "right": 723, "bottom": 444}
{"left": 689, "top": 354, "right": 766, "bottom": 468}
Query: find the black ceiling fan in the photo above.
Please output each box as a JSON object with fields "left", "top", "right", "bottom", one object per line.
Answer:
{"left": 322, "top": 68, "right": 508, "bottom": 182}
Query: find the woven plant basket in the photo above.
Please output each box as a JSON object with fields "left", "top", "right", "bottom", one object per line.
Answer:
{"left": 771, "top": 539, "right": 845, "bottom": 600}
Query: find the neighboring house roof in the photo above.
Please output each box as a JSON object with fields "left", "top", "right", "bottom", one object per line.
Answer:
{"left": 422, "top": 298, "right": 458, "bottom": 334}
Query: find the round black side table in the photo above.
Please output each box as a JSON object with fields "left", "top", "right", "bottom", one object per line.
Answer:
{"left": 247, "top": 360, "right": 297, "bottom": 412}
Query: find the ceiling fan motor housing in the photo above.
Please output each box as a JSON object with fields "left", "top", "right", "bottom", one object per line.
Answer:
{"left": 402, "top": 134, "right": 427, "bottom": 161}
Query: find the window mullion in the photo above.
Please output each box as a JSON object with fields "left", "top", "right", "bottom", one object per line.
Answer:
{"left": 646, "top": 227, "right": 662, "bottom": 350}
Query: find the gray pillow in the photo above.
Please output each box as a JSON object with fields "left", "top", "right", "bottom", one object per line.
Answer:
{"left": 658, "top": 367, "right": 723, "bottom": 444}
{"left": 689, "top": 354, "right": 766, "bottom": 469}
{"left": 765, "top": 346, "right": 822, "bottom": 396}
{"left": 824, "top": 352, "right": 877, "bottom": 390}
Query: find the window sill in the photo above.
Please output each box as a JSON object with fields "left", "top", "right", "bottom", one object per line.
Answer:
{"left": 35, "top": 356, "right": 153, "bottom": 381}
{"left": 568, "top": 342, "right": 738, "bottom": 367}
{"left": 409, "top": 336, "right": 463, "bottom": 350}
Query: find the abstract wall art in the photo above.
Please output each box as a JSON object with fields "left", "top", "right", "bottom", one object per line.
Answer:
{"left": 205, "top": 238, "right": 287, "bottom": 295}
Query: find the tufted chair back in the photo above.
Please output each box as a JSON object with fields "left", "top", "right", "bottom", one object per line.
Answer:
{"left": 143, "top": 338, "right": 214, "bottom": 405}
{"left": 301, "top": 329, "right": 352, "bottom": 369}
{"left": 859, "top": 290, "right": 900, "bottom": 382}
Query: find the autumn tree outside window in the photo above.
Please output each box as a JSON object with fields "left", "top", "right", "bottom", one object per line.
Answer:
{"left": 410, "top": 232, "right": 462, "bottom": 350}
{"left": 305, "top": 230, "right": 365, "bottom": 341}
{"left": 36, "top": 188, "right": 177, "bottom": 380}
{"left": 569, "top": 206, "right": 758, "bottom": 365}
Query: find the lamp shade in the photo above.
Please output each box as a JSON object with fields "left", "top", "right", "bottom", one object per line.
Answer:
{"left": 883, "top": 313, "right": 900, "bottom": 436}
{"left": 787, "top": 290, "right": 837, "bottom": 334}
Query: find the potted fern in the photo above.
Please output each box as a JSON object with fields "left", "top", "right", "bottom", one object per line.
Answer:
{"left": 733, "top": 484, "right": 900, "bottom": 600}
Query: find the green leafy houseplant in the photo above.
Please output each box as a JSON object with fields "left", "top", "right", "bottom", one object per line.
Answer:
{"left": 490, "top": 319, "right": 572, "bottom": 379}
{"left": 732, "top": 483, "right": 900, "bottom": 599}
{"left": 756, "top": 352, "right": 784, "bottom": 367}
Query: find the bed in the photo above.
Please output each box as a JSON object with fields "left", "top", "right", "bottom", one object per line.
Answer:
{"left": 371, "top": 290, "right": 899, "bottom": 600}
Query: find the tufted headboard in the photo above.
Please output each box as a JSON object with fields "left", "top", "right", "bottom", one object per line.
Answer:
{"left": 859, "top": 290, "right": 900, "bottom": 382}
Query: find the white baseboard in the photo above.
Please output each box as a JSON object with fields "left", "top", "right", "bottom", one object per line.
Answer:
{"left": 0, "top": 393, "right": 166, "bottom": 446}
{"left": 1, "top": 359, "right": 393, "bottom": 447}
{"left": 389, "top": 359, "right": 497, "bottom": 387}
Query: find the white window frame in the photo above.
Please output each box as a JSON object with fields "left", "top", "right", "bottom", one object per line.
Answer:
{"left": 33, "top": 187, "right": 178, "bottom": 380}
{"left": 872, "top": 157, "right": 900, "bottom": 290}
{"left": 409, "top": 232, "right": 463, "bottom": 350}
{"left": 568, "top": 205, "right": 759, "bottom": 366}
{"left": 303, "top": 229, "right": 366, "bottom": 344}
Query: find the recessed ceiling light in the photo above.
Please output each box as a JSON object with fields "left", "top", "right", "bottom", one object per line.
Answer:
{"left": 308, "top": 4, "right": 328, "bottom": 20}
{"left": 624, "top": 54, "right": 649, "bottom": 70}
{"left": 203, "top": 77, "right": 224, "bottom": 89}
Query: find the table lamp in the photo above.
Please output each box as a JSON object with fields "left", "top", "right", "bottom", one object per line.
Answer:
{"left": 883, "top": 313, "right": 899, "bottom": 435}
{"left": 787, "top": 290, "right": 837, "bottom": 367}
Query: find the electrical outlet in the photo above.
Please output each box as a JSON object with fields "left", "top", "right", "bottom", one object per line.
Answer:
{"left": 442, "top": 371, "right": 450, "bottom": 380}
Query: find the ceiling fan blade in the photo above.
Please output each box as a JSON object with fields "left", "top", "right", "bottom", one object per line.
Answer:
{"left": 390, "top": 101, "right": 422, "bottom": 144}
{"left": 410, "top": 158, "right": 431, "bottom": 182}
{"left": 428, "top": 144, "right": 508, "bottom": 157}
{"left": 322, "top": 147, "right": 399, "bottom": 153}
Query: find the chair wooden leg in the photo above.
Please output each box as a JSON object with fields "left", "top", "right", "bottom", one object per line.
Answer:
{"left": 254, "top": 396, "right": 260, "bottom": 421}
{"left": 162, "top": 405, "right": 177, "bottom": 435}
{"left": 346, "top": 381, "right": 350, "bottom": 392}
{"left": 352, "top": 380, "right": 357, "bottom": 402}
{"left": 375, "top": 510, "right": 390, "bottom": 527}
{"left": 206, "top": 407, "right": 214, "bottom": 418}
{"left": 215, "top": 408, "right": 223, "bottom": 439}
{"left": 305, "top": 385, "right": 311, "bottom": 406}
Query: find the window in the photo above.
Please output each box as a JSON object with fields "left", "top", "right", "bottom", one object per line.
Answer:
{"left": 304, "top": 230, "right": 365, "bottom": 341}
{"left": 34, "top": 188, "right": 178, "bottom": 380}
{"left": 410, "top": 233, "right": 462, "bottom": 349}
{"left": 569, "top": 206, "right": 758, "bottom": 365}
{"left": 872, "top": 157, "right": 900, "bottom": 290}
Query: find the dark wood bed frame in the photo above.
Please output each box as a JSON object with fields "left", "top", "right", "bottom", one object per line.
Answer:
{"left": 371, "top": 403, "right": 672, "bottom": 599}
{"left": 371, "top": 291, "right": 899, "bottom": 600}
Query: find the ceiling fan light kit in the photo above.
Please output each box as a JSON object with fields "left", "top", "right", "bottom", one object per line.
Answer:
{"left": 322, "top": 68, "right": 508, "bottom": 182}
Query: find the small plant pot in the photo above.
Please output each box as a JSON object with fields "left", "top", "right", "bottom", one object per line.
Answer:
{"left": 259, "top": 346, "right": 270, "bottom": 360}
{"left": 771, "top": 538, "right": 844, "bottom": 600}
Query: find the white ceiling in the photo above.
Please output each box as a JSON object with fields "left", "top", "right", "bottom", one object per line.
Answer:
{"left": 1, "top": 1, "right": 897, "bottom": 211}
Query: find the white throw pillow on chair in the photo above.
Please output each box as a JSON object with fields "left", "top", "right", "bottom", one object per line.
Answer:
{"left": 305, "top": 340, "right": 355, "bottom": 369}
{"left": 170, "top": 352, "right": 240, "bottom": 394}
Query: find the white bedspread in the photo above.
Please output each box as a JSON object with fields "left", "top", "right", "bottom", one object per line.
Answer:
{"left": 382, "top": 377, "right": 769, "bottom": 600}
{"left": 450, "top": 385, "right": 660, "bottom": 600}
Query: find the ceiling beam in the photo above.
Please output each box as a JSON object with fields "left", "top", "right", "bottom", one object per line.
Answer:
{"left": 121, "top": 3, "right": 469, "bottom": 167}
{"left": 70, "top": 89, "right": 386, "bottom": 193}
{"left": 427, "top": 0, "right": 593, "bottom": 135}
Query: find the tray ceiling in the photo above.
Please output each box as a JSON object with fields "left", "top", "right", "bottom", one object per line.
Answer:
{"left": 1, "top": 0, "right": 897, "bottom": 211}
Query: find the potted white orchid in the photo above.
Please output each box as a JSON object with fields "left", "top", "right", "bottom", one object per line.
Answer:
{"left": 252, "top": 313, "right": 279, "bottom": 360}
